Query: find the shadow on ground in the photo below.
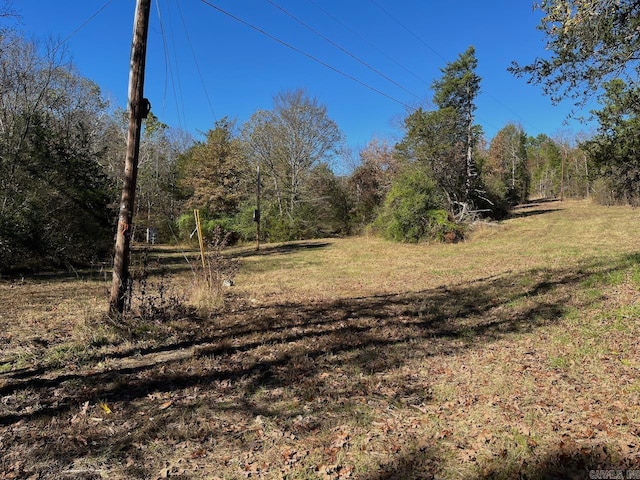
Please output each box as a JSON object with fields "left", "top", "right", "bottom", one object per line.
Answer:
{"left": 4, "top": 241, "right": 333, "bottom": 283}
{"left": 0, "top": 252, "right": 637, "bottom": 478}
{"left": 232, "top": 240, "right": 332, "bottom": 258}
{"left": 507, "top": 198, "right": 563, "bottom": 219}
{"left": 365, "top": 446, "right": 638, "bottom": 480}
{"left": 508, "top": 207, "right": 562, "bottom": 219}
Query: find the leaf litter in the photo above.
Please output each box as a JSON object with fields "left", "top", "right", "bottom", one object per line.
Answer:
{"left": 0, "top": 200, "right": 639, "bottom": 478}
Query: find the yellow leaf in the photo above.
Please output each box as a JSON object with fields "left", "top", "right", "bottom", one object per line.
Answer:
{"left": 159, "top": 400, "right": 173, "bottom": 410}
{"left": 99, "top": 401, "right": 112, "bottom": 414}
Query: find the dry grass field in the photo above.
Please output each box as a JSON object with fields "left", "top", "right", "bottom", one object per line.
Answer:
{"left": 1, "top": 199, "right": 639, "bottom": 479}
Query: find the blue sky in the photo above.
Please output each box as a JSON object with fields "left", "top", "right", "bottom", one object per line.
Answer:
{"left": 10, "top": 0, "right": 597, "bottom": 153}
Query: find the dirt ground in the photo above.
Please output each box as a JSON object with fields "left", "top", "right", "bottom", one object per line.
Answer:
{"left": 1, "top": 200, "right": 639, "bottom": 479}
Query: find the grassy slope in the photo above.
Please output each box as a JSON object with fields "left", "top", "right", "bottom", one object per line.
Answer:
{"left": 0, "top": 199, "right": 639, "bottom": 479}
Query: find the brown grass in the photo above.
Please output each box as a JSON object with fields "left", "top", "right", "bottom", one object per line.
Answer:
{"left": 1, "top": 199, "right": 639, "bottom": 479}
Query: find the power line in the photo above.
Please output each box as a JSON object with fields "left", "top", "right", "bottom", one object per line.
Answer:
{"left": 306, "top": 0, "right": 430, "bottom": 88}
{"left": 54, "top": 0, "right": 113, "bottom": 52}
{"left": 367, "top": 0, "right": 545, "bottom": 135}
{"left": 482, "top": 89, "right": 545, "bottom": 135}
{"left": 154, "top": 0, "right": 171, "bottom": 120}
{"left": 155, "top": 0, "right": 186, "bottom": 130}
{"left": 368, "top": 0, "right": 446, "bottom": 62}
{"left": 175, "top": 0, "right": 217, "bottom": 123}
{"left": 165, "top": 1, "right": 189, "bottom": 130}
{"left": 265, "top": 0, "right": 423, "bottom": 102}
{"left": 362, "top": 0, "right": 498, "bottom": 133}
{"left": 198, "top": 0, "right": 413, "bottom": 109}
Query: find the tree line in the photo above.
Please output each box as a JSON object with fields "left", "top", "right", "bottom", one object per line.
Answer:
{"left": 2, "top": 1, "right": 638, "bottom": 272}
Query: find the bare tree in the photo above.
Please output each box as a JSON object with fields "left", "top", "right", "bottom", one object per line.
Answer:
{"left": 486, "top": 123, "right": 529, "bottom": 205}
{"left": 0, "top": 1, "right": 17, "bottom": 19}
{"left": 242, "top": 89, "right": 343, "bottom": 219}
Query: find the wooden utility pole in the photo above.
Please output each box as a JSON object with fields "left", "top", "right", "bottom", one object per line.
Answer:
{"left": 255, "top": 165, "right": 261, "bottom": 251}
{"left": 194, "top": 209, "right": 207, "bottom": 271}
{"left": 109, "top": 0, "right": 152, "bottom": 316}
{"left": 560, "top": 150, "right": 566, "bottom": 202}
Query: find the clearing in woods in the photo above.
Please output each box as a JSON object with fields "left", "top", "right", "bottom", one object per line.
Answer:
{"left": 1, "top": 199, "right": 639, "bottom": 479}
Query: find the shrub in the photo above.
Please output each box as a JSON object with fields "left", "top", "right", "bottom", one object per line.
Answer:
{"left": 177, "top": 212, "right": 240, "bottom": 245}
{"left": 230, "top": 203, "right": 261, "bottom": 243}
{"left": 591, "top": 177, "right": 618, "bottom": 206}
{"left": 374, "top": 168, "right": 464, "bottom": 242}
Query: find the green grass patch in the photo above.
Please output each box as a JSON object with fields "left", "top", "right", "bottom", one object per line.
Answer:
{"left": 548, "top": 355, "right": 569, "bottom": 369}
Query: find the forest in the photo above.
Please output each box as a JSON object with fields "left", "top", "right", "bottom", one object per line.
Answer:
{"left": 2, "top": 1, "right": 640, "bottom": 478}
{"left": 3, "top": 10, "right": 638, "bottom": 275}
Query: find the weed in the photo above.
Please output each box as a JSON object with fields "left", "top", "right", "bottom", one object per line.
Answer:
{"left": 43, "top": 343, "right": 85, "bottom": 367}
{"left": 612, "top": 304, "right": 640, "bottom": 330}
{"left": 73, "top": 317, "right": 123, "bottom": 349}
{"left": 565, "top": 305, "right": 589, "bottom": 322}
{"left": 583, "top": 269, "right": 626, "bottom": 288}
{"left": 188, "top": 226, "right": 240, "bottom": 316}
{"left": 628, "top": 380, "right": 640, "bottom": 394}
{"left": 630, "top": 265, "right": 640, "bottom": 287}
{"left": 581, "top": 287, "right": 604, "bottom": 302}
{"left": 130, "top": 248, "right": 188, "bottom": 323}
{"left": 548, "top": 356, "right": 569, "bottom": 369}
{"left": 457, "top": 326, "right": 477, "bottom": 343}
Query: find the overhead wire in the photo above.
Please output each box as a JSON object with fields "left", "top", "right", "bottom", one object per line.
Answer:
{"left": 155, "top": 0, "right": 186, "bottom": 130}
{"left": 198, "top": 0, "right": 413, "bottom": 110}
{"left": 53, "top": 0, "right": 545, "bottom": 140}
{"left": 154, "top": 0, "right": 171, "bottom": 121}
{"left": 305, "top": 0, "right": 431, "bottom": 88}
{"left": 175, "top": 0, "right": 217, "bottom": 123}
{"left": 53, "top": 0, "right": 114, "bottom": 52}
{"left": 368, "top": 0, "right": 446, "bottom": 62}
{"left": 367, "top": 0, "right": 544, "bottom": 135}
{"left": 264, "top": 0, "right": 424, "bottom": 102}
{"left": 164, "top": 1, "right": 188, "bottom": 130}
{"left": 366, "top": 0, "right": 501, "bottom": 133}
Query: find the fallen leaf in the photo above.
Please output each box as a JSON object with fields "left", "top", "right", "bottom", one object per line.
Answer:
{"left": 159, "top": 400, "right": 173, "bottom": 410}
{"left": 331, "top": 430, "right": 350, "bottom": 449}
{"left": 476, "top": 429, "right": 492, "bottom": 444}
{"left": 190, "top": 448, "right": 206, "bottom": 459}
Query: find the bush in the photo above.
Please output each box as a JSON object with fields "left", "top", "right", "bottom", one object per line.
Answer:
{"left": 176, "top": 212, "right": 240, "bottom": 245}
{"left": 262, "top": 203, "right": 319, "bottom": 242}
{"left": 374, "top": 168, "right": 464, "bottom": 242}
{"left": 591, "top": 177, "right": 619, "bottom": 206}
{"left": 176, "top": 213, "right": 197, "bottom": 243}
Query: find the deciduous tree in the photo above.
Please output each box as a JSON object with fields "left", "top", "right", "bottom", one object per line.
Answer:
{"left": 526, "top": 134, "right": 563, "bottom": 199}
{"left": 510, "top": 0, "right": 640, "bottom": 105}
{"left": 176, "top": 117, "right": 249, "bottom": 239}
{"left": 348, "top": 138, "right": 398, "bottom": 229}
{"left": 485, "top": 123, "right": 530, "bottom": 205}
{"left": 0, "top": 33, "right": 113, "bottom": 271}
{"left": 242, "top": 89, "right": 343, "bottom": 239}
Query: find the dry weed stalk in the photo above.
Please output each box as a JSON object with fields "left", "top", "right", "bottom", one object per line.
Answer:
{"left": 189, "top": 227, "right": 239, "bottom": 316}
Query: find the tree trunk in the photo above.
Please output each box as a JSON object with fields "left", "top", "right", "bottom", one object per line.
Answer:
{"left": 109, "top": 0, "right": 151, "bottom": 316}
{"left": 465, "top": 102, "right": 475, "bottom": 206}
